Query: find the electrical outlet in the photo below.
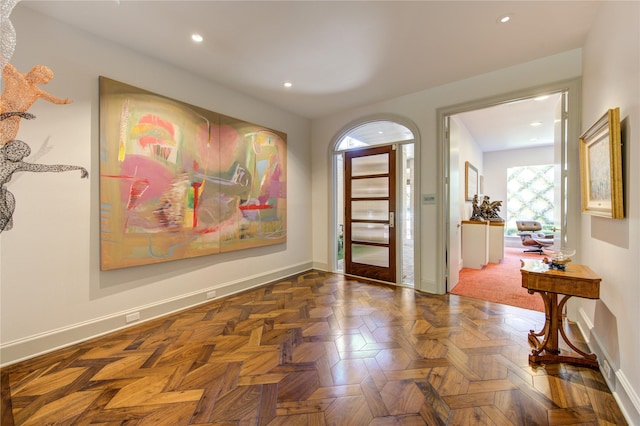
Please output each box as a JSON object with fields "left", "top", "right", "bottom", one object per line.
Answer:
{"left": 206, "top": 290, "right": 217, "bottom": 300}
{"left": 125, "top": 312, "right": 140, "bottom": 323}
{"left": 602, "top": 359, "right": 612, "bottom": 380}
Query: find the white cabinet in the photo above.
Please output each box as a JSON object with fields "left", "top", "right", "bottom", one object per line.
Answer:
{"left": 489, "top": 222, "right": 505, "bottom": 263}
{"left": 462, "top": 221, "right": 489, "bottom": 269}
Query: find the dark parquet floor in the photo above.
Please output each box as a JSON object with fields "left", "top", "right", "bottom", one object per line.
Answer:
{"left": 1, "top": 271, "right": 627, "bottom": 425}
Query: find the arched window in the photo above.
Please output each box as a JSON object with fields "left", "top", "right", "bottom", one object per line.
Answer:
{"left": 335, "top": 120, "right": 414, "bottom": 151}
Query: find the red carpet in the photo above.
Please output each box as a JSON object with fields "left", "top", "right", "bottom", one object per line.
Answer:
{"left": 451, "top": 246, "right": 545, "bottom": 312}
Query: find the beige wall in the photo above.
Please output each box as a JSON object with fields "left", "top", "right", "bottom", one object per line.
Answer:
{"left": 0, "top": 6, "right": 313, "bottom": 364}
{"left": 450, "top": 115, "right": 483, "bottom": 222}
{"left": 578, "top": 1, "right": 640, "bottom": 423}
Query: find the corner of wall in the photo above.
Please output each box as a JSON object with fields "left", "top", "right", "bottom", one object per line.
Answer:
{"left": 312, "top": 261, "right": 329, "bottom": 272}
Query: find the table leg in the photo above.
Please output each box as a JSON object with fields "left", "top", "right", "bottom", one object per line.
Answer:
{"left": 529, "top": 292, "right": 559, "bottom": 356}
{"left": 556, "top": 295, "right": 598, "bottom": 363}
{"left": 528, "top": 292, "right": 598, "bottom": 368}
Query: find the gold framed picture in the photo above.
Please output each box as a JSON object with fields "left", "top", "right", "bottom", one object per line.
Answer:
{"left": 465, "top": 161, "right": 478, "bottom": 201}
{"left": 579, "top": 107, "right": 624, "bottom": 219}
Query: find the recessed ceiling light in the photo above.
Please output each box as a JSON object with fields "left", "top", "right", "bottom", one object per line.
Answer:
{"left": 191, "top": 33, "right": 203, "bottom": 43}
{"left": 283, "top": 82, "right": 293, "bottom": 88}
{"left": 530, "top": 121, "right": 543, "bottom": 127}
{"left": 497, "top": 14, "right": 513, "bottom": 24}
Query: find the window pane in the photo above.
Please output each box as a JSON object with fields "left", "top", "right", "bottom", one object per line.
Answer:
{"left": 335, "top": 121, "right": 414, "bottom": 151}
{"left": 352, "top": 177, "right": 388, "bottom": 198}
{"left": 352, "top": 244, "right": 389, "bottom": 267}
{"left": 352, "top": 154, "right": 388, "bottom": 176}
{"left": 352, "top": 223, "right": 389, "bottom": 244}
{"left": 352, "top": 200, "right": 388, "bottom": 220}
{"left": 506, "top": 165, "right": 555, "bottom": 236}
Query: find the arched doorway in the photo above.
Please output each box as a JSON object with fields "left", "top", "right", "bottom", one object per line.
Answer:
{"left": 331, "top": 117, "right": 419, "bottom": 287}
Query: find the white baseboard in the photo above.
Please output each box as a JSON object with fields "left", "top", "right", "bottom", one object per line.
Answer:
{"left": 0, "top": 262, "right": 313, "bottom": 367}
{"left": 420, "top": 278, "right": 442, "bottom": 294}
{"left": 312, "top": 261, "right": 329, "bottom": 272}
{"left": 577, "top": 307, "right": 640, "bottom": 425}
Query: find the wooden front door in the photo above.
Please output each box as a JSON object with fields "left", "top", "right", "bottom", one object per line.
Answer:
{"left": 344, "top": 145, "right": 396, "bottom": 282}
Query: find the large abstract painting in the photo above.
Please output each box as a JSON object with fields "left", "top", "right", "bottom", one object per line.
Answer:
{"left": 99, "top": 77, "right": 286, "bottom": 270}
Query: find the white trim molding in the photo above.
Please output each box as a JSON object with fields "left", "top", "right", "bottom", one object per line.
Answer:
{"left": 420, "top": 278, "right": 439, "bottom": 294}
{"left": 577, "top": 307, "right": 640, "bottom": 425}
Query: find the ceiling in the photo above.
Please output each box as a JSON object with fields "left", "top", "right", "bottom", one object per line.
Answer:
{"left": 455, "top": 92, "right": 564, "bottom": 152}
{"left": 18, "top": 1, "right": 600, "bottom": 151}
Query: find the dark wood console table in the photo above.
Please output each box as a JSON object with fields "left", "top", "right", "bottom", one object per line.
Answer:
{"left": 520, "top": 259, "right": 601, "bottom": 368}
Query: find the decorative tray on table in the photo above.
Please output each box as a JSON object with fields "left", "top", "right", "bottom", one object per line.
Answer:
{"left": 542, "top": 248, "right": 576, "bottom": 271}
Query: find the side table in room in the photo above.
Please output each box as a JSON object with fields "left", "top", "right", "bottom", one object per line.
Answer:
{"left": 520, "top": 259, "right": 601, "bottom": 368}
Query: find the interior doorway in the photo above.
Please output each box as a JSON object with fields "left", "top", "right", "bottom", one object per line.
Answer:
{"left": 438, "top": 79, "right": 582, "bottom": 295}
{"left": 332, "top": 118, "right": 417, "bottom": 287}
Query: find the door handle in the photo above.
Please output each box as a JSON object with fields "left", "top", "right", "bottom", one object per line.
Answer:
{"left": 389, "top": 212, "right": 395, "bottom": 228}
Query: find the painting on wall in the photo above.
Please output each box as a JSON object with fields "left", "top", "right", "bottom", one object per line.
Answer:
{"left": 579, "top": 107, "right": 623, "bottom": 219}
{"left": 99, "top": 77, "right": 286, "bottom": 270}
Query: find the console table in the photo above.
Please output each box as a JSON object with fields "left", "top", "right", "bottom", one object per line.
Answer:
{"left": 488, "top": 221, "right": 505, "bottom": 263}
{"left": 520, "top": 259, "right": 601, "bottom": 368}
{"left": 461, "top": 221, "right": 488, "bottom": 269}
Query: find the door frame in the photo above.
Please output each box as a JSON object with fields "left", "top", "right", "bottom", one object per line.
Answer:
{"left": 329, "top": 114, "right": 421, "bottom": 288}
{"left": 436, "top": 78, "right": 582, "bottom": 294}
{"left": 344, "top": 145, "right": 397, "bottom": 282}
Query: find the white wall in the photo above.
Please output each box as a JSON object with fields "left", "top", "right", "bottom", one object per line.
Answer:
{"left": 578, "top": 1, "right": 640, "bottom": 423}
{"left": 483, "top": 145, "right": 554, "bottom": 231}
{"left": 0, "top": 6, "right": 312, "bottom": 364}
{"left": 312, "top": 49, "right": 582, "bottom": 293}
{"left": 450, "top": 116, "right": 483, "bottom": 221}
{"left": 448, "top": 115, "right": 482, "bottom": 274}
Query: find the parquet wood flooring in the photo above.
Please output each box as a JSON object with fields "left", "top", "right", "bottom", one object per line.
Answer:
{"left": 1, "top": 271, "right": 627, "bottom": 425}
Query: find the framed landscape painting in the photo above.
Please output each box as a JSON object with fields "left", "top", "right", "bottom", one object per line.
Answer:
{"left": 99, "top": 77, "right": 287, "bottom": 270}
{"left": 579, "top": 107, "right": 623, "bottom": 219}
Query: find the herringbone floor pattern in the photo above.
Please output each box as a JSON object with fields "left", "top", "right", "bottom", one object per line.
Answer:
{"left": 1, "top": 271, "right": 626, "bottom": 425}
